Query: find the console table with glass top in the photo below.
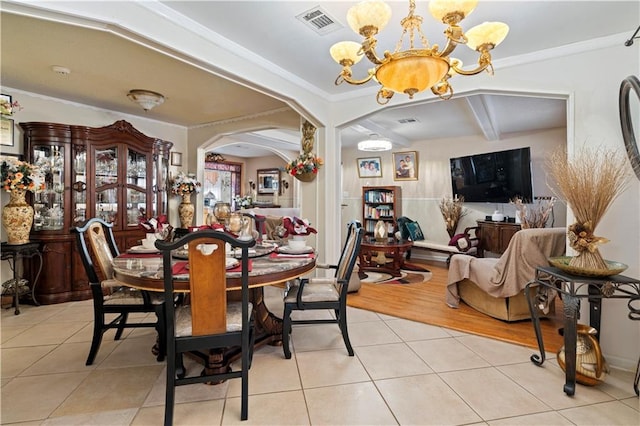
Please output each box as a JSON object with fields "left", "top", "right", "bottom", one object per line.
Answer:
{"left": 524, "top": 266, "right": 640, "bottom": 396}
{"left": 1, "top": 242, "right": 43, "bottom": 315}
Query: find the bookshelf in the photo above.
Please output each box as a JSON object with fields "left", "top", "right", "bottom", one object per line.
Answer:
{"left": 362, "top": 186, "right": 402, "bottom": 237}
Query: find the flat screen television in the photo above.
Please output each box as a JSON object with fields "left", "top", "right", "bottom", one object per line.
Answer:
{"left": 450, "top": 147, "right": 533, "bottom": 203}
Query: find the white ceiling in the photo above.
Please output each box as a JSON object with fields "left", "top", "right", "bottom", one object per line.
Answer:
{"left": 2, "top": 1, "right": 638, "bottom": 157}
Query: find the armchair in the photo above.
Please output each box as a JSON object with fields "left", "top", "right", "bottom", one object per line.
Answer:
{"left": 72, "top": 218, "right": 165, "bottom": 365}
{"left": 446, "top": 227, "right": 566, "bottom": 321}
{"left": 282, "top": 220, "right": 364, "bottom": 358}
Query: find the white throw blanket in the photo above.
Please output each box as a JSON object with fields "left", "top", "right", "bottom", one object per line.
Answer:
{"left": 446, "top": 227, "right": 566, "bottom": 308}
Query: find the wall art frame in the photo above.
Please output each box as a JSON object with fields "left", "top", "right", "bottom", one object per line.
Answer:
{"left": 357, "top": 157, "right": 382, "bottom": 178}
{"left": 1, "top": 117, "right": 14, "bottom": 147}
{"left": 393, "top": 151, "right": 418, "bottom": 181}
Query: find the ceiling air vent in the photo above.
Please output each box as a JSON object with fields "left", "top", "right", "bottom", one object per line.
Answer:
{"left": 398, "top": 118, "right": 420, "bottom": 124}
{"left": 296, "top": 6, "right": 342, "bottom": 35}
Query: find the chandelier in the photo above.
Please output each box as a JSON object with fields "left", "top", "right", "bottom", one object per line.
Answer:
{"left": 127, "top": 89, "right": 165, "bottom": 111}
{"left": 358, "top": 134, "right": 392, "bottom": 151}
{"left": 329, "top": 0, "right": 509, "bottom": 105}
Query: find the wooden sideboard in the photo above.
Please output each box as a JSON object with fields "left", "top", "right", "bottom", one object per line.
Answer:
{"left": 476, "top": 220, "right": 521, "bottom": 257}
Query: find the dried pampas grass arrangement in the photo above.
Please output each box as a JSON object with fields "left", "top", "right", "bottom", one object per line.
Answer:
{"left": 511, "top": 197, "right": 557, "bottom": 229}
{"left": 439, "top": 196, "right": 468, "bottom": 238}
{"left": 547, "top": 146, "right": 632, "bottom": 270}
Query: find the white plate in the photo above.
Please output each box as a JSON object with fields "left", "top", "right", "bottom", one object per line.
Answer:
{"left": 226, "top": 258, "right": 240, "bottom": 269}
{"left": 128, "top": 245, "right": 160, "bottom": 254}
{"left": 278, "top": 245, "right": 314, "bottom": 255}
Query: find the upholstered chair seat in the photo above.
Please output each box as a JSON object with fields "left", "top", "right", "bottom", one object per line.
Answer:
{"left": 285, "top": 278, "right": 340, "bottom": 303}
{"left": 175, "top": 302, "right": 254, "bottom": 337}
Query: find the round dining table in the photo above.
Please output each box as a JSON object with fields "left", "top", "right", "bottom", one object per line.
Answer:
{"left": 111, "top": 246, "right": 316, "bottom": 374}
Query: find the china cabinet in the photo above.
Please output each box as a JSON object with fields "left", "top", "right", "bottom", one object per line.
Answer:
{"left": 20, "top": 120, "right": 172, "bottom": 304}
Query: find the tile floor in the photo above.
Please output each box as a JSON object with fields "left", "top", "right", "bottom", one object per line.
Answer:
{"left": 1, "top": 287, "right": 638, "bottom": 425}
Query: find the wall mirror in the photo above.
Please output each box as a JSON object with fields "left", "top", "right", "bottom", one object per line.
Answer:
{"left": 257, "top": 168, "right": 280, "bottom": 195}
{"left": 619, "top": 75, "right": 640, "bottom": 180}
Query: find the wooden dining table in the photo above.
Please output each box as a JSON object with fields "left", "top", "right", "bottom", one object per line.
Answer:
{"left": 111, "top": 244, "right": 316, "bottom": 373}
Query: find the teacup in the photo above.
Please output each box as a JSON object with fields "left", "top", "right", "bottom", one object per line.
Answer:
{"left": 288, "top": 238, "right": 307, "bottom": 251}
{"left": 141, "top": 235, "right": 157, "bottom": 249}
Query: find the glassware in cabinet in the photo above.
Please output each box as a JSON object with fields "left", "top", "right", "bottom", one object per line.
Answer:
{"left": 32, "top": 144, "right": 65, "bottom": 231}
{"left": 72, "top": 146, "right": 87, "bottom": 225}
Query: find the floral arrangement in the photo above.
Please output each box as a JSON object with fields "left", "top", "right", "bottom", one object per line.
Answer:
{"left": 171, "top": 172, "right": 201, "bottom": 196}
{"left": 282, "top": 216, "right": 317, "bottom": 236}
{"left": 1, "top": 159, "right": 45, "bottom": 193}
{"left": 285, "top": 152, "right": 323, "bottom": 177}
{"left": 0, "top": 99, "right": 22, "bottom": 116}
{"left": 233, "top": 194, "right": 253, "bottom": 209}
{"left": 439, "top": 196, "right": 468, "bottom": 238}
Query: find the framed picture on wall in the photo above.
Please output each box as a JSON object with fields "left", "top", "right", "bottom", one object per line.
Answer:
{"left": 170, "top": 151, "right": 183, "bottom": 166}
{"left": 1, "top": 117, "right": 14, "bottom": 147}
{"left": 357, "top": 157, "right": 382, "bottom": 178}
{"left": 393, "top": 151, "right": 418, "bottom": 181}
{"left": 0, "top": 153, "right": 22, "bottom": 164}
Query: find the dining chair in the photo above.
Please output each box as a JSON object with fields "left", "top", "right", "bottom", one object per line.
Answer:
{"left": 156, "top": 230, "right": 256, "bottom": 424}
{"left": 72, "top": 217, "right": 165, "bottom": 366}
{"left": 282, "top": 220, "right": 364, "bottom": 359}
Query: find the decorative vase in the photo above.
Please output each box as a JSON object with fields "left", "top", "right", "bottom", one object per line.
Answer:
{"left": 2, "top": 189, "right": 34, "bottom": 245}
{"left": 178, "top": 193, "right": 195, "bottom": 228}
{"left": 228, "top": 212, "right": 243, "bottom": 233}
{"left": 294, "top": 171, "right": 316, "bottom": 182}
{"left": 213, "top": 202, "right": 231, "bottom": 226}
{"left": 557, "top": 324, "right": 608, "bottom": 386}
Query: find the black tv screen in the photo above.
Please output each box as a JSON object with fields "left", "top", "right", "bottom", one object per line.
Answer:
{"left": 450, "top": 147, "right": 533, "bottom": 203}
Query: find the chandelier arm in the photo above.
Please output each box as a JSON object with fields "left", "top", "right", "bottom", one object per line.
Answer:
{"left": 361, "top": 38, "right": 385, "bottom": 65}
{"left": 437, "top": 25, "right": 467, "bottom": 57}
{"left": 337, "top": 68, "right": 376, "bottom": 86}
{"left": 451, "top": 49, "right": 493, "bottom": 76}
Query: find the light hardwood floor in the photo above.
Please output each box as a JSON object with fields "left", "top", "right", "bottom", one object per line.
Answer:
{"left": 347, "top": 259, "right": 564, "bottom": 353}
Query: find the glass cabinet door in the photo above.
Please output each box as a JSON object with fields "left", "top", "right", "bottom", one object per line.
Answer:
{"left": 94, "top": 147, "right": 118, "bottom": 224}
{"left": 32, "top": 145, "right": 65, "bottom": 231}
{"left": 72, "top": 147, "right": 87, "bottom": 225}
{"left": 125, "top": 148, "right": 147, "bottom": 227}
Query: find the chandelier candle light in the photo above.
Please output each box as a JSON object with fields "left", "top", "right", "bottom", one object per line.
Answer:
{"left": 330, "top": 0, "right": 509, "bottom": 104}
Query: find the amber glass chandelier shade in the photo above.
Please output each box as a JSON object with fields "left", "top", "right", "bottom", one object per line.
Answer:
{"left": 376, "top": 53, "right": 449, "bottom": 96}
{"left": 465, "top": 21, "right": 510, "bottom": 50}
{"left": 429, "top": 0, "right": 477, "bottom": 22}
{"left": 330, "top": 41, "right": 363, "bottom": 65}
{"left": 347, "top": 0, "right": 392, "bottom": 36}
{"left": 331, "top": 0, "right": 508, "bottom": 104}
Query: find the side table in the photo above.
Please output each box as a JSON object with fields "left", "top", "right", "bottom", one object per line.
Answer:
{"left": 1, "top": 241, "right": 43, "bottom": 315}
{"left": 358, "top": 237, "right": 412, "bottom": 277}
{"left": 524, "top": 266, "right": 640, "bottom": 396}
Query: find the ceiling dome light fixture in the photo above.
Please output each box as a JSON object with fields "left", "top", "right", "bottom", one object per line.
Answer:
{"left": 358, "top": 134, "right": 393, "bottom": 151}
{"left": 329, "top": 0, "right": 509, "bottom": 105}
{"left": 127, "top": 89, "right": 165, "bottom": 111}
